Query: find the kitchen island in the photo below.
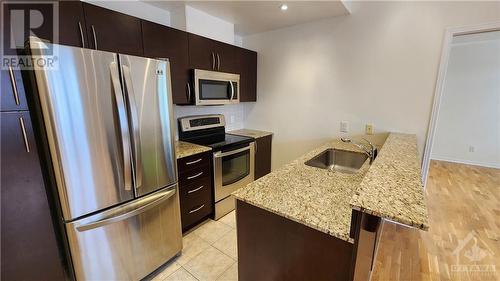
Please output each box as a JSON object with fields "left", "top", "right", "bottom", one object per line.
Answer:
{"left": 233, "top": 133, "right": 428, "bottom": 281}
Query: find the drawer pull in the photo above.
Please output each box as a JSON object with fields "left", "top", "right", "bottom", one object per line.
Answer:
{"left": 189, "top": 204, "right": 205, "bottom": 214}
{"left": 188, "top": 185, "right": 204, "bottom": 194}
{"left": 19, "top": 116, "right": 30, "bottom": 152}
{"left": 8, "top": 66, "right": 20, "bottom": 105}
{"left": 187, "top": 172, "right": 203, "bottom": 180}
{"left": 186, "top": 158, "right": 202, "bottom": 165}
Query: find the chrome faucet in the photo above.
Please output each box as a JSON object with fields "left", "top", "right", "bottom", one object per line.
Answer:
{"left": 341, "top": 137, "right": 376, "bottom": 164}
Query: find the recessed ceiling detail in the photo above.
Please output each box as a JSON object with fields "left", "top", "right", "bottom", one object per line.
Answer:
{"left": 146, "top": 1, "right": 351, "bottom": 36}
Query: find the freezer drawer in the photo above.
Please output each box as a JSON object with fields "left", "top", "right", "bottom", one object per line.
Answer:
{"left": 66, "top": 185, "right": 182, "bottom": 280}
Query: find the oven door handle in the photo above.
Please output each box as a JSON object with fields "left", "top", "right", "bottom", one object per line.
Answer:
{"left": 214, "top": 145, "right": 251, "bottom": 158}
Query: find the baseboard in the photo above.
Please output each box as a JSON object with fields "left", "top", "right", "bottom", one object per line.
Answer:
{"left": 430, "top": 155, "right": 500, "bottom": 169}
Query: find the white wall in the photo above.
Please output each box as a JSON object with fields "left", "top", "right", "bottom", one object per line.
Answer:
{"left": 431, "top": 32, "right": 500, "bottom": 168}
{"left": 241, "top": 1, "right": 500, "bottom": 169}
{"left": 84, "top": 1, "right": 170, "bottom": 26}
{"left": 184, "top": 5, "right": 235, "bottom": 44}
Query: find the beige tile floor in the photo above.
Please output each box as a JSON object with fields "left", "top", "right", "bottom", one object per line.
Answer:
{"left": 149, "top": 211, "right": 238, "bottom": 281}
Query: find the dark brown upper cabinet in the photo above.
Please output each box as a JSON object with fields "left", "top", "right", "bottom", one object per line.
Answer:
{"left": 1, "top": 112, "right": 66, "bottom": 281}
{"left": 239, "top": 48, "right": 257, "bottom": 102}
{"left": 82, "top": 3, "right": 143, "bottom": 56}
{"left": 188, "top": 34, "right": 237, "bottom": 73}
{"left": 58, "top": 1, "right": 88, "bottom": 48}
{"left": 1, "top": 65, "right": 28, "bottom": 112}
{"left": 142, "top": 21, "right": 191, "bottom": 105}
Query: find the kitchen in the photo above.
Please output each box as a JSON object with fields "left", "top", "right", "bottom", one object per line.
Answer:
{"left": 1, "top": 1, "right": 499, "bottom": 281}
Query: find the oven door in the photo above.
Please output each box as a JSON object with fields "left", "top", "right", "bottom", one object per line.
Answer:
{"left": 213, "top": 143, "right": 255, "bottom": 203}
{"left": 194, "top": 69, "right": 239, "bottom": 105}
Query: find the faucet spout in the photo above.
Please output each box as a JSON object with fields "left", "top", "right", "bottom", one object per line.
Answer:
{"left": 341, "top": 137, "right": 376, "bottom": 164}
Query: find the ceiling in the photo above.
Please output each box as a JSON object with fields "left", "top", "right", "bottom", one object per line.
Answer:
{"left": 146, "top": 1, "right": 351, "bottom": 36}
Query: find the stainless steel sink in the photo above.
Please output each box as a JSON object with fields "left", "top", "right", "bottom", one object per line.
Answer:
{"left": 304, "top": 149, "right": 368, "bottom": 174}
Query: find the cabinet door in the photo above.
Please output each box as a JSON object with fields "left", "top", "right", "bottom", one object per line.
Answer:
{"left": 239, "top": 48, "right": 257, "bottom": 102}
{"left": 83, "top": 3, "right": 143, "bottom": 56}
{"left": 142, "top": 21, "right": 191, "bottom": 105}
{"left": 188, "top": 33, "right": 217, "bottom": 71}
{"left": 59, "top": 1, "right": 88, "bottom": 48}
{"left": 255, "top": 135, "right": 272, "bottom": 180}
{"left": 213, "top": 41, "right": 238, "bottom": 73}
{"left": 1, "top": 66, "right": 28, "bottom": 111}
{"left": 1, "top": 112, "right": 65, "bottom": 281}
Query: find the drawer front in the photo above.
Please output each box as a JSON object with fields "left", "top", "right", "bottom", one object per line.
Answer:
{"left": 177, "top": 152, "right": 211, "bottom": 174}
{"left": 179, "top": 175, "right": 211, "bottom": 199}
{"left": 180, "top": 191, "right": 213, "bottom": 230}
{"left": 179, "top": 165, "right": 210, "bottom": 186}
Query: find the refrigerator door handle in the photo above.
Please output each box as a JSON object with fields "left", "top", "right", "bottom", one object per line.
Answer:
{"left": 110, "top": 62, "right": 132, "bottom": 191}
{"left": 121, "top": 64, "right": 143, "bottom": 189}
{"left": 76, "top": 186, "right": 176, "bottom": 231}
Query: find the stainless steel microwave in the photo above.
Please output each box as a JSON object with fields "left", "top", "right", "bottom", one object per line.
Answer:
{"left": 193, "top": 69, "right": 240, "bottom": 105}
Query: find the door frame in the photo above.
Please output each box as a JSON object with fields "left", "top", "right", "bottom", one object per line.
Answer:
{"left": 421, "top": 21, "right": 500, "bottom": 188}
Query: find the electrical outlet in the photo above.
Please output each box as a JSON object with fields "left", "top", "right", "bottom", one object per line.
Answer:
{"left": 469, "top": 145, "right": 475, "bottom": 153}
{"left": 340, "top": 121, "right": 349, "bottom": 133}
{"left": 365, "top": 124, "right": 373, "bottom": 135}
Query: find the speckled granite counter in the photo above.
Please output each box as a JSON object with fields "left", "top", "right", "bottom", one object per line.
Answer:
{"left": 233, "top": 133, "right": 429, "bottom": 243}
{"left": 350, "top": 133, "right": 429, "bottom": 230}
{"left": 175, "top": 141, "right": 211, "bottom": 159}
{"left": 229, "top": 129, "right": 273, "bottom": 139}
{"left": 233, "top": 140, "right": 370, "bottom": 243}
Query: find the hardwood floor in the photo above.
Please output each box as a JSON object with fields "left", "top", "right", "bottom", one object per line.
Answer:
{"left": 371, "top": 160, "right": 500, "bottom": 281}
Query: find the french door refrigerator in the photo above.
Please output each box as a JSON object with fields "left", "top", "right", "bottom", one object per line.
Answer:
{"left": 27, "top": 38, "right": 182, "bottom": 280}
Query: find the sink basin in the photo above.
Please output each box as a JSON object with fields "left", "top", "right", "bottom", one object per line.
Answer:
{"left": 305, "top": 149, "right": 368, "bottom": 174}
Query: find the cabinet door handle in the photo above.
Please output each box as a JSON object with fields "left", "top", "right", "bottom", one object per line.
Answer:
{"left": 186, "top": 158, "right": 202, "bottom": 165}
{"left": 188, "top": 185, "right": 204, "bottom": 194}
{"left": 186, "top": 82, "right": 191, "bottom": 103}
{"left": 255, "top": 140, "right": 258, "bottom": 154}
{"left": 187, "top": 172, "right": 203, "bottom": 180}
{"left": 217, "top": 53, "right": 221, "bottom": 70}
{"left": 211, "top": 52, "right": 215, "bottom": 70}
{"left": 91, "top": 25, "right": 98, "bottom": 49}
{"left": 8, "top": 66, "right": 20, "bottom": 105}
{"left": 19, "top": 116, "right": 30, "bottom": 153}
{"left": 78, "top": 21, "right": 85, "bottom": 48}
{"left": 189, "top": 204, "right": 205, "bottom": 214}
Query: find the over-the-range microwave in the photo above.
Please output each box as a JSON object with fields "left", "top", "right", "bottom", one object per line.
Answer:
{"left": 193, "top": 69, "right": 240, "bottom": 105}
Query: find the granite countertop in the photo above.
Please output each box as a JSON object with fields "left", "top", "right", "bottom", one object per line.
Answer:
{"left": 175, "top": 141, "right": 211, "bottom": 159}
{"left": 233, "top": 139, "right": 370, "bottom": 243}
{"left": 233, "top": 133, "right": 429, "bottom": 243}
{"left": 350, "top": 133, "right": 429, "bottom": 230}
{"left": 229, "top": 129, "right": 273, "bottom": 139}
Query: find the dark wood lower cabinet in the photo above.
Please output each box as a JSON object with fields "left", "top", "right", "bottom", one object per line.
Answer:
{"left": 1, "top": 112, "right": 65, "bottom": 281}
{"left": 236, "top": 200, "right": 354, "bottom": 281}
{"left": 177, "top": 152, "right": 214, "bottom": 231}
{"left": 255, "top": 135, "right": 272, "bottom": 180}
{"left": 236, "top": 201, "right": 384, "bottom": 281}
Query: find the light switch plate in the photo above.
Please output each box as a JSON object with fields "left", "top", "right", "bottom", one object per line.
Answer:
{"left": 340, "top": 121, "right": 349, "bottom": 133}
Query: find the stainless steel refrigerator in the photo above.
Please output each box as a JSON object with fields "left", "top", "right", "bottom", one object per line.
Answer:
{"left": 27, "top": 38, "right": 182, "bottom": 280}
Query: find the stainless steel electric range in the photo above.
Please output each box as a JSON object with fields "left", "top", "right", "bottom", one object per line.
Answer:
{"left": 178, "top": 115, "right": 254, "bottom": 219}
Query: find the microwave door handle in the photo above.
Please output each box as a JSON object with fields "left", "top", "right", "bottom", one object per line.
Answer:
{"left": 121, "top": 64, "right": 142, "bottom": 189}
{"left": 229, "top": 80, "right": 234, "bottom": 101}
{"left": 109, "top": 62, "right": 132, "bottom": 191}
{"left": 214, "top": 145, "right": 250, "bottom": 158}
